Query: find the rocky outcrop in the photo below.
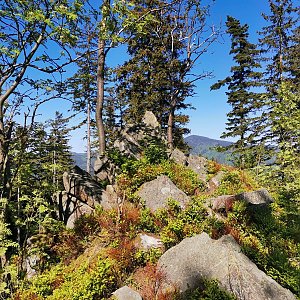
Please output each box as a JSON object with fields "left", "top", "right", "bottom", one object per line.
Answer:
{"left": 112, "top": 111, "right": 165, "bottom": 160}
{"left": 169, "top": 148, "right": 208, "bottom": 183}
{"left": 158, "top": 233, "right": 296, "bottom": 300}
{"left": 63, "top": 166, "right": 103, "bottom": 207}
{"left": 206, "top": 195, "right": 236, "bottom": 212}
{"left": 205, "top": 189, "right": 274, "bottom": 216}
{"left": 94, "top": 155, "right": 116, "bottom": 183}
{"left": 207, "top": 171, "right": 225, "bottom": 192}
{"left": 169, "top": 148, "right": 188, "bottom": 166}
{"left": 187, "top": 155, "right": 207, "bottom": 182}
{"left": 60, "top": 166, "right": 119, "bottom": 227}
{"left": 236, "top": 188, "right": 274, "bottom": 205}
{"left": 137, "top": 175, "right": 190, "bottom": 212}
{"left": 112, "top": 286, "right": 142, "bottom": 300}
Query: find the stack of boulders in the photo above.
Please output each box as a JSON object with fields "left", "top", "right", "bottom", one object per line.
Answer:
{"left": 94, "top": 111, "right": 164, "bottom": 183}
{"left": 58, "top": 166, "right": 119, "bottom": 228}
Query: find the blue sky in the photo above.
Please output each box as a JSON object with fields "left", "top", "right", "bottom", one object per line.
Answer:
{"left": 32, "top": 0, "right": 271, "bottom": 152}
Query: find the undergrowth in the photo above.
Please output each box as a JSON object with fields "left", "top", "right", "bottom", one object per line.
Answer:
{"left": 12, "top": 157, "right": 300, "bottom": 299}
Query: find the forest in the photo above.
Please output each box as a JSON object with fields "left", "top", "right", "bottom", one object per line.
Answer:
{"left": 0, "top": 0, "right": 299, "bottom": 299}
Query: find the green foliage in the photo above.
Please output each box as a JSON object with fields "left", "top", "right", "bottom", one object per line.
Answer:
{"left": 226, "top": 198, "right": 300, "bottom": 296}
{"left": 215, "top": 169, "right": 258, "bottom": 195}
{"left": 184, "top": 279, "right": 237, "bottom": 300}
{"left": 211, "top": 16, "right": 263, "bottom": 169}
{"left": 117, "top": 159, "right": 205, "bottom": 201}
{"left": 16, "top": 256, "right": 117, "bottom": 300}
{"left": 142, "top": 138, "right": 168, "bottom": 164}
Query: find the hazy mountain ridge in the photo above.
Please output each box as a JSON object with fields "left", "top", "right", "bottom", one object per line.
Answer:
{"left": 184, "top": 135, "right": 233, "bottom": 164}
{"left": 72, "top": 135, "right": 233, "bottom": 168}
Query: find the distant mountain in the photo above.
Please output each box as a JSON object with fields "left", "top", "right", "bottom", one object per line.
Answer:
{"left": 72, "top": 135, "right": 233, "bottom": 169}
{"left": 71, "top": 152, "right": 96, "bottom": 172}
{"left": 184, "top": 135, "right": 233, "bottom": 164}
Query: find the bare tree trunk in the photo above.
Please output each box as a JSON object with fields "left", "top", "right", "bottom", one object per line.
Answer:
{"left": 96, "top": 38, "right": 106, "bottom": 157}
{"left": 86, "top": 99, "right": 91, "bottom": 173}
{"left": 167, "top": 109, "right": 174, "bottom": 150}
{"left": 0, "top": 115, "right": 5, "bottom": 178}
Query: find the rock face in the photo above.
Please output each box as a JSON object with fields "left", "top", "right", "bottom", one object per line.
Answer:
{"left": 142, "top": 110, "right": 160, "bottom": 128}
{"left": 187, "top": 155, "right": 207, "bottom": 182}
{"left": 63, "top": 166, "right": 103, "bottom": 207}
{"left": 112, "top": 110, "right": 165, "bottom": 160}
{"left": 137, "top": 175, "right": 190, "bottom": 212}
{"left": 112, "top": 286, "right": 142, "bottom": 300}
{"left": 158, "top": 233, "right": 296, "bottom": 300}
{"left": 169, "top": 148, "right": 188, "bottom": 166}
{"left": 236, "top": 189, "right": 274, "bottom": 205}
{"left": 94, "top": 155, "right": 116, "bottom": 183}
{"left": 60, "top": 166, "right": 119, "bottom": 227}
{"left": 169, "top": 148, "right": 208, "bottom": 183}
{"left": 207, "top": 171, "right": 224, "bottom": 192}
{"left": 206, "top": 195, "right": 235, "bottom": 212}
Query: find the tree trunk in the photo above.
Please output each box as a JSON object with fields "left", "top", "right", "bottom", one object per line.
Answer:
{"left": 86, "top": 99, "right": 91, "bottom": 173}
{"left": 167, "top": 106, "right": 175, "bottom": 150}
{"left": 96, "top": 38, "right": 106, "bottom": 157}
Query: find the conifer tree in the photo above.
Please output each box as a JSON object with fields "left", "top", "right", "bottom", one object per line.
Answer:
{"left": 116, "top": 0, "right": 218, "bottom": 149}
{"left": 270, "top": 81, "right": 300, "bottom": 200}
{"left": 46, "top": 112, "right": 74, "bottom": 192}
{"left": 211, "top": 16, "right": 262, "bottom": 168}
{"left": 258, "top": 0, "right": 298, "bottom": 150}
{"left": 67, "top": 16, "right": 98, "bottom": 173}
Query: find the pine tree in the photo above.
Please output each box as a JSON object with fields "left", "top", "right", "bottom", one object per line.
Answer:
{"left": 46, "top": 112, "right": 74, "bottom": 192}
{"left": 259, "top": 0, "right": 297, "bottom": 89}
{"left": 270, "top": 81, "right": 300, "bottom": 201}
{"left": 258, "top": 0, "right": 298, "bottom": 150}
{"left": 115, "top": 0, "right": 218, "bottom": 149}
{"left": 67, "top": 16, "right": 98, "bottom": 173}
{"left": 211, "top": 16, "right": 262, "bottom": 168}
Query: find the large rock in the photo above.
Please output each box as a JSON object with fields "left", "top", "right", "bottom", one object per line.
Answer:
{"left": 187, "top": 155, "right": 207, "bottom": 182}
{"left": 63, "top": 166, "right": 103, "bottom": 207}
{"left": 101, "top": 185, "right": 119, "bottom": 210}
{"left": 61, "top": 166, "right": 119, "bottom": 227}
{"left": 236, "top": 189, "right": 274, "bottom": 205}
{"left": 205, "top": 195, "right": 235, "bottom": 212}
{"left": 207, "top": 171, "right": 225, "bottom": 192}
{"left": 66, "top": 202, "right": 94, "bottom": 229}
{"left": 169, "top": 148, "right": 188, "bottom": 166}
{"left": 142, "top": 110, "right": 160, "bottom": 128}
{"left": 94, "top": 156, "right": 116, "bottom": 183}
{"left": 137, "top": 175, "right": 190, "bottom": 212}
{"left": 113, "top": 111, "right": 165, "bottom": 160}
{"left": 112, "top": 286, "right": 142, "bottom": 300}
{"left": 158, "top": 233, "right": 296, "bottom": 300}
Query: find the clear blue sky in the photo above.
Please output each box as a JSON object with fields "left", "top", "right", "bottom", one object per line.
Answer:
{"left": 34, "top": 0, "right": 271, "bottom": 152}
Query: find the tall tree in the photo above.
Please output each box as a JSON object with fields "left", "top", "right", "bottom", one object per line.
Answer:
{"left": 0, "top": 0, "right": 83, "bottom": 195}
{"left": 116, "top": 0, "right": 219, "bottom": 149}
{"left": 46, "top": 112, "right": 74, "bottom": 192}
{"left": 270, "top": 82, "right": 300, "bottom": 199}
{"left": 211, "top": 16, "right": 262, "bottom": 168}
{"left": 258, "top": 0, "right": 298, "bottom": 150}
{"left": 67, "top": 16, "right": 98, "bottom": 173}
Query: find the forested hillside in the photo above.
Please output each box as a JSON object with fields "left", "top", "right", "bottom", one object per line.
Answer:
{"left": 184, "top": 135, "right": 233, "bottom": 164}
{"left": 0, "top": 0, "right": 299, "bottom": 299}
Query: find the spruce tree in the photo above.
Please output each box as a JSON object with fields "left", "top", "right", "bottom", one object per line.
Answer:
{"left": 115, "top": 0, "right": 218, "bottom": 149}
{"left": 211, "top": 16, "right": 262, "bottom": 168}
{"left": 46, "top": 112, "right": 74, "bottom": 192}
{"left": 258, "top": 0, "right": 298, "bottom": 150}
{"left": 67, "top": 16, "right": 98, "bottom": 173}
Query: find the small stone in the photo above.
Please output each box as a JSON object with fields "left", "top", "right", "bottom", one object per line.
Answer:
{"left": 112, "top": 286, "right": 142, "bottom": 300}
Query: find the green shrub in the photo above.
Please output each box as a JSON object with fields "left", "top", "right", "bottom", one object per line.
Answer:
{"left": 184, "top": 279, "right": 237, "bottom": 300}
